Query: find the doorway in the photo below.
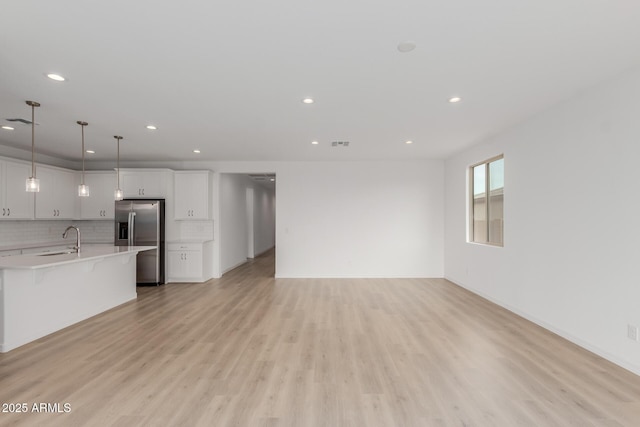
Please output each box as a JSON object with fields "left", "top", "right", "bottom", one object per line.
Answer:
{"left": 218, "top": 173, "right": 276, "bottom": 276}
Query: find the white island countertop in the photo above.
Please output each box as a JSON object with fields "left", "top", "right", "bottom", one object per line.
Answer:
{"left": 0, "top": 245, "right": 156, "bottom": 270}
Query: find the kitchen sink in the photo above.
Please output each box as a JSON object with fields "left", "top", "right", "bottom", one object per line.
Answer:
{"left": 37, "top": 250, "right": 77, "bottom": 256}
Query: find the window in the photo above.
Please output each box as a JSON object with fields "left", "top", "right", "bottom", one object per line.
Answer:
{"left": 470, "top": 155, "right": 504, "bottom": 246}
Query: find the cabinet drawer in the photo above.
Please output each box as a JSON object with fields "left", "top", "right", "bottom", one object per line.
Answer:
{"left": 167, "top": 242, "right": 202, "bottom": 251}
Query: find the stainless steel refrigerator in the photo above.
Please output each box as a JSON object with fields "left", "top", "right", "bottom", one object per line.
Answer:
{"left": 115, "top": 199, "right": 165, "bottom": 285}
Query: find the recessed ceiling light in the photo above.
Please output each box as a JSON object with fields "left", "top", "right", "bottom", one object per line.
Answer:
{"left": 1, "top": 126, "right": 14, "bottom": 130}
{"left": 193, "top": 149, "right": 201, "bottom": 153}
{"left": 46, "top": 73, "right": 66, "bottom": 82}
{"left": 270, "top": 178, "right": 275, "bottom": 182}
{"left": 311, "top": 140, "right": 319, "bottom": 145}
{"left": 146, "top": 125, "right": 157, "bottom": 130}
{"left": 449, "top": 97, "right": 462, "bottom": 103}
{"left": 302, "top": 98, "right": 314, "bottom": 104}
{"left": 405, "top": 140, "right": 413, "bottom": 144}
{"left": 397, "top": 41, "right": 416, "bottom": 53}
{"left": 86, "top": 150, "right": 95, "bottom": 154}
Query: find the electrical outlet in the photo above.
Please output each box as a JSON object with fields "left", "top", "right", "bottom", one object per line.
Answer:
{"left": 627, "top": 324, "right": 638, "bottom": 341}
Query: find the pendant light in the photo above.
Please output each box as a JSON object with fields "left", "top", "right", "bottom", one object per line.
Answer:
{"left": 25, "top": 100, "right": 41, "bottom": 192}
{"left": 114, "top": 135, "right": 123, "bottom": 200}
{"left": 77, "top": 121, "right": 90, "bottom": 197}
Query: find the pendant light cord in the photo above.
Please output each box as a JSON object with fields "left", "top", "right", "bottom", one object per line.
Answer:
{"left": 117, "top": 137, "right": 120, "bottom": 188}
{"left": 81, "top": 125, "right": 85, "bottom": 185}
{"left": 77, "top": 121, "right": 88, "bottom": 186}
{"left": 114, "top": 136, "right": 123, "bottom": 192}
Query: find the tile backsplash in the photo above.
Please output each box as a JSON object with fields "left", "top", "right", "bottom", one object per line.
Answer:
{"left": 0, "top": 220, "right": 114, "bottom": 248}
{"left": 177, "top": 220, "right": 214, "bottom": 241}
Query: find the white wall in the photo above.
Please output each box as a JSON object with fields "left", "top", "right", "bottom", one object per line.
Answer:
{"left": 444, "top": 67, "right": 640, "bottom": 375}
{"left": 253, "top": 184, "right": 276, "bottom": 256}
{"left": 276, "top": 160, "right": 444, "bottom": 278}
{"left": 219, "top": 174, "right": 252, "bottom": 274}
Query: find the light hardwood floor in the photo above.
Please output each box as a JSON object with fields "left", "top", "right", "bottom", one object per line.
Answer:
{"left": 1, "top": 249, "right": 639, "bottom": 426}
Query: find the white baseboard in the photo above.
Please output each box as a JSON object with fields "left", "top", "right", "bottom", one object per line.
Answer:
{"left": 252, "top": 245, "right": 274, "bottom": 258}
{"left": 222, "top": 259, "right": 248, "bottom": 275}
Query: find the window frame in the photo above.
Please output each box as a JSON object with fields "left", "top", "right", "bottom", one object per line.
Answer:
{"left": 468, "top": 154, "right": 504, "bottom": 247}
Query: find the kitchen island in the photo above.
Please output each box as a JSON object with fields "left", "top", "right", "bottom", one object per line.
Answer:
{"left": 0, "top": 245, "right": 155, "bottom": 352}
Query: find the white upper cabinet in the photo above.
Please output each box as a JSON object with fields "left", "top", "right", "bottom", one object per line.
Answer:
{"left": 174, "top": 171, "right": 211, "bottom": 220}
{"left": 0, "top": 158, "right": 34, "bottom": 220}
{"left": 35, "top": 166, "right": 78, "bottom": 219}
{"left": 120, "top": 169, "right": 169, "bottom": 198}
{"left": 79, "top": 172, "right": 116, "bottom": 219}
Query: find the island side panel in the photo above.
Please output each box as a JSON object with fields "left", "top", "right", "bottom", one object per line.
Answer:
{"left": 1, "top": 252, "right": 137, "bottom": 352}
{"left": 0, "top": 270, "right": 4, "bottom": 350}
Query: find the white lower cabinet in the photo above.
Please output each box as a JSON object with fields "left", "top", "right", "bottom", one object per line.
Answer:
{"left": 167, "top": 241, "right": 213, "bottom": 283}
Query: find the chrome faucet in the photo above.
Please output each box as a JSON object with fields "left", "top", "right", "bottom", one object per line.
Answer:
{"left": 62, "top": 226, "right": 81, "bottom": 251}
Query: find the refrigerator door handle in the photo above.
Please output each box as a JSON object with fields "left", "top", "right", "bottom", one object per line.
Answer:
{"left": 128, "top": 211, "right": 136, "bottom": 246}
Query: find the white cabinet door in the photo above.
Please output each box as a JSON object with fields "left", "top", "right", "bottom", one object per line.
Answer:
{"left": 167, "top": 242, "right": 204, "bottom": 282}
{"left": 121, "top": 173, "right": 144, "bottom": 198}
{"left": 35, "top": 167, "right": 59, "bottom": 218}
{"left": 183, "top": 250, "right": 203, "bottom": 279}
{"left": 121, "top": 170, "right": 167, "bottom": 198}
{"left": 80, "top": 172, "right": 116, "bottom": 219}
{"left": 35, "top": 167, "right": 78, "bottom": 219}
{"left": 174, "top": 171, "right": 210, "bottom": 219}
{"left": 167, "top": 250, "right": 187, "bottom": 278}
{"left": 168, "top": 250, "right": 202, "bottom": 280}
{"left": 1, "top": 160, "right": 34, "bottom": 220}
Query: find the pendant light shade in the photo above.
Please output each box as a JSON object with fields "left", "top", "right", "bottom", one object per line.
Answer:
{"left": 114, "top": 135, "right": 123, "bottom": 200}
{"left": 25, "top": 101, "right": 40, "bottom": 192}
{"left": 77, "top": 121, "right": 90, "bottom": 197}
{"left": 26, "top": 178, "right": 39, "bottom": 192}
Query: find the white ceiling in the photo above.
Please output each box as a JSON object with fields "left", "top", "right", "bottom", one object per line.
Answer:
{"left": 2, "top": 0, "right": 640, "bottom": 163}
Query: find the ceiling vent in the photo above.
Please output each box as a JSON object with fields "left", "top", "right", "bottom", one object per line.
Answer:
{"left": 331, "top": 141, "right": 350, "bottom": 147}
{"left": 6, "top": 118, "right": 37, "bottom": 125}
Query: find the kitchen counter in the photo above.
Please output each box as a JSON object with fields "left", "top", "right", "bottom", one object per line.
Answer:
{"left": 0, "top": 241, "right": 114, "bottom": 256}
{"left": 0, "top": 245, "right": 156, "bottom": 269}
{"left": 0, "top": 245, "right": 154, "bottom": 353}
